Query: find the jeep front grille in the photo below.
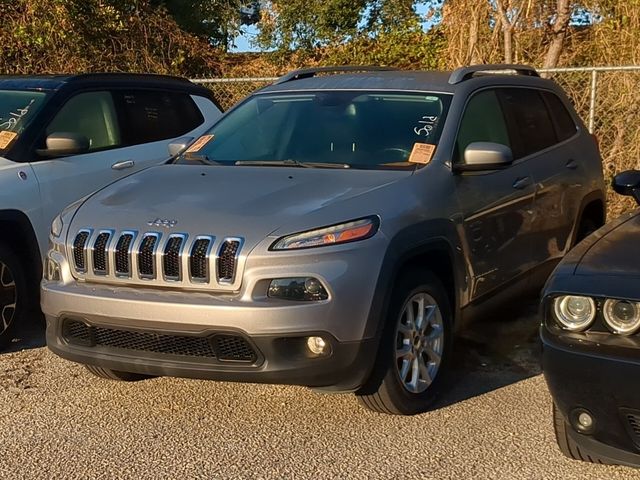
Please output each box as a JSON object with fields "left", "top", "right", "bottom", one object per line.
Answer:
{"left": 70, "top": 229, "right": 243, "bottom": 290}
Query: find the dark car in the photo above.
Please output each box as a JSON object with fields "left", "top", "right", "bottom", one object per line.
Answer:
{"left": 542, "top": 170, "right": 640, "bottom": 466}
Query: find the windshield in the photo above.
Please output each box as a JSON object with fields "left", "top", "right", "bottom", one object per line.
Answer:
{"left": 0, "top": 90, "right": 48, "bottom": 150}
{"left": 179, "top": 91, "right": 451, "bottom": 169}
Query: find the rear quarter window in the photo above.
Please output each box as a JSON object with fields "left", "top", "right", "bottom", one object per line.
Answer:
{"left": 114, "top": 90, "right": 204, "bottom": 145}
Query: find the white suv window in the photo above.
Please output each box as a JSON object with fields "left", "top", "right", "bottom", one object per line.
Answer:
{"left": 46, "top": 91, "right": 121, "bottom": 151}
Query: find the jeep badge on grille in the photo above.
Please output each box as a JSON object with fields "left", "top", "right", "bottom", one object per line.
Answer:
{"left": 147, "top": 218, "right": 178, "bottom": 229}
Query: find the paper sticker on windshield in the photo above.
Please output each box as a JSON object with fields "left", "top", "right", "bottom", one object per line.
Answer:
{"left": 408, "top": 143, "right": 435, "bottom": 164}
{"left": 0, "top": 131, "right": 18, "bottom": 150}
{"left": 185, "top": 134, "right": 214, "bottom": 153}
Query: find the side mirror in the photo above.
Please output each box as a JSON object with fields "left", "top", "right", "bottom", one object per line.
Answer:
{"left": 168, "top": 136, "right": 195, "bottom": 157}
{"left": 455, "top": 142, "right": 513, "bottom": 172}
{"left": 37, "top": 132, "right": 90, "bottom": 157}
{"left": 613, "top": 170, "right": 640, "bottom": 205}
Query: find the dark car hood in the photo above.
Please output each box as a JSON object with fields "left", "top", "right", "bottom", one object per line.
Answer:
{"left": 574, "top": 211, "right": 640, "bottom": 277}
{"left": 543, "top": 210, "right": 640, "bottom": 300}
{"left": 68, "top": 163, "right": 410, "bottom": 250}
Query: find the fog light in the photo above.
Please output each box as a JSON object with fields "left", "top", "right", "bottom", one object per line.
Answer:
{"left": 307, "top": 336, "right": 329, "bottom": 355}
{"left": 578, "top": 412, "right": 593, "bottom": 429}
{"left": 268, "top": 277, "right": 328, "bottom": 301}
{"left": 571, "top": 408, "right": 595, "bottom": 434}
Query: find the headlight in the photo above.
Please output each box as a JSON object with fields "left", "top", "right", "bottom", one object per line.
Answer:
{"left": 271, "top": 216, "right": 379, "bottom": 250}
{"left": 51, "top": 214, "right": 64, "bottom": 238}
{"left": 603, "top": 299, "right": 640, "bottom": 335}
{"left": 552, "top": 295, "right": 596, "bottom": 331}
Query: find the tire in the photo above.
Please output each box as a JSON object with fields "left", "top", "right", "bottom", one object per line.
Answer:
{"left": 356, "top": 270, "right": 453, "bottom": 415}
{"left": 553, "top": 403, "right": 610, "bottom": 464}
{"left": 0, "top": 243, "right": 28, "bottom": 350}
{"left": 85, "top": 364, "right": 152, "bottom": 382}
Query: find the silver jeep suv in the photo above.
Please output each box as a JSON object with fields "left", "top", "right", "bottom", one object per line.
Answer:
{"left": 42, "top": 65, "right": 605, "bottom": 415}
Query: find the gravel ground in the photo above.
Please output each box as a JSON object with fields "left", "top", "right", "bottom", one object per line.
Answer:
{"left": 0, "top": 302, "right": 637, "bottom": 479}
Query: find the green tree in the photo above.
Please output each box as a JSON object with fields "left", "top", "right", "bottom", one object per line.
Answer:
{"left": 256, "top": 0, "right": 435, "bottom": 52}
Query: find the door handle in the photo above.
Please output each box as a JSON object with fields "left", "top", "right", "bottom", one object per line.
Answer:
{"left": 566, "top": 159, "right": 578, "bottom": 170}
{"left": 512, "top": 176, "right": 532, "bottom": 190}
{"left": 112, "top": 160, "right": 135, "bottom": 170}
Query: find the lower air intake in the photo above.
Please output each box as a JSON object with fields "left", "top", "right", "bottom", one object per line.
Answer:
{"left": 62, "top": 319, "right": 258, "bottom": 364}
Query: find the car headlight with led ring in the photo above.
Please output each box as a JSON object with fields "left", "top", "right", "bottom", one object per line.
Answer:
{"left": 552, "top": 295, "right": 596, "bottom": 332}
{"left": 603, "top": 299, "right": 640, "bottom": 335}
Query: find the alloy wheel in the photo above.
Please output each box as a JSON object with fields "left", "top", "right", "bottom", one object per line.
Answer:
{"left": 395, "top": 292, "right": 444, "bottom": 394}
{"left": 0, "top": 261, "right": 17, "bottom": 334}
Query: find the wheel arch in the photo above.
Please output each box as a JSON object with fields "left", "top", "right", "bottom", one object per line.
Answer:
{"left": 0, "top": 209, "right": 43, "bottom": 292}
{"left": 364, "top": 225, "right": 464, "bottom": 342}
{"left": 572, "top": 190, "right": 606, "bottom": 245}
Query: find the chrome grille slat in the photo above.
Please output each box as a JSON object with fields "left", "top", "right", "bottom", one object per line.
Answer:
{"left": 217, "top": 239, "right": 241, "bottom": 283}
{"left": 72, "top": 230, "right": 91, "bottom": 273}
{"left": 189, "top": 237, "right": 212, "bottom": 282}
{"left": 70, "top": 229, "right": 242, "bottom": 290}
{"left": 115, "top": 233, "right": 135, "bottom": 276}
{"left": 163, "top": 235, "right": 185, "bottom": 280}
{"left": 138, "top": 234, "right": 159, "bottom": 279}
{"left": 92, "top": 231, "right": 112, "bottom": 274}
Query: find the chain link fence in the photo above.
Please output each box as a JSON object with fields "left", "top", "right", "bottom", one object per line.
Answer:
{"left": 193, "top": 66, "right": 640, "bottom": 217}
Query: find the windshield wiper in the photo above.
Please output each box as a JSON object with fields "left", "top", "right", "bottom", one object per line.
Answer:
{"left": 182, "top": 153, "right": 223, "bottom": 165}
{"left": 234, "top": 159, "right": 350, "bottom": 169}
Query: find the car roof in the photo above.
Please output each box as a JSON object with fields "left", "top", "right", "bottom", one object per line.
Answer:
{"left": 258, "top": 65, "right": 555, "bottom": 95}
{"left": 261, "top": 71, "right": 457, "bottom": 94}
{"left": 0, "top": 73, "right": 200, "bottom": 93}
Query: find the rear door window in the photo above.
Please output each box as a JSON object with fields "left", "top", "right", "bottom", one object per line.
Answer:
{"left": 455, "top": 89, "right": 511, "bottom": 164}
{"left": 497, "top": 88, "right": 558, "bottom": 159}
{"left": 541, "top": 91, "right": 578, "bottom": 141}
{"left": 113, "top": 90, "right": 204, "bottom": 145}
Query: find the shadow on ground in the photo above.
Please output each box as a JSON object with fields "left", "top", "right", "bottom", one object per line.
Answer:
{"left": 437, "top": 296, "right": 542, "bottom": 408}
{"left": 5, "top": 312, "right": 46, "bottom": 353}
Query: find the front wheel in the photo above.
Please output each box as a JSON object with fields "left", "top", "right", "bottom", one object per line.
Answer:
{"left": 0, "top": 244, "right": 27, "bottom": 350}
{"left": 356, "top": 270, "right": 452, "bottom": 415}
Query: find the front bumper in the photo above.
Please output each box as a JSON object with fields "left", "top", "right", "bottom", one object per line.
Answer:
{"left": 542, "top": 326, "right": 640, "bottom": 466}
{"left": 46, "top": 313, "right": 377, "bottom": 391}
{"left": 42, "top": 277, "right": 382, "bottom": 392}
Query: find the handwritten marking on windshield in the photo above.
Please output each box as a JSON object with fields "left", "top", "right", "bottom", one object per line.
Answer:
{"left": 413, "top": 115, "right": 439, "bottom": 137}
{"left": 0, "top": 99, "right": 36, "bottom": 131}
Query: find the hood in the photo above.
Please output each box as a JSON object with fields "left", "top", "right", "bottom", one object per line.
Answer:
{"left": 574, "top": 210, "right": 640, "bottom": 278}
{"left": 68, "top": 163, "right": 410, "bottom": 249}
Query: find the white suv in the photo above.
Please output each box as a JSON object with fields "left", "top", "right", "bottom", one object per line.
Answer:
{"left": 0, "top": 73, "right": 222, "bottom": 346}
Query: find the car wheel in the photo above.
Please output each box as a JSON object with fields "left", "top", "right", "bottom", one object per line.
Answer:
{"left": 0, "top": 244, "right": 27, "bottom": 350}
{"left": 356, "top": 270, "right": 452, "bottom": 415}
{"left": 552, "top": 402, "right": 610, "bottom": 464}
{"left": 85, "top": 365, "right": 153, "bottom": 382}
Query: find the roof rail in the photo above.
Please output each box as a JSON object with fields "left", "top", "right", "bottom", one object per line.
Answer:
{"left": 448, "top": 64, "right": 539, "bottom": 85}
{"left": 273, "top": 66, "right": 397, "bottom": 85}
